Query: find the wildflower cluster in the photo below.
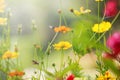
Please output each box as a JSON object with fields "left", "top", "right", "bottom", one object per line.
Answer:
{"left": 0, "top": 0, "right": 120, "bottom": 80}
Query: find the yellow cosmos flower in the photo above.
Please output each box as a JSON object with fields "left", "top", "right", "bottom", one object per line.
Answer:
{"left": 97, "top": 71, "right": 116, "bottom": 80}
{"left": 0, "top": 0, "right": 6, "bottom": 13}
{"left": 0, "top": 18, "right": 7, "bottom": 25}
{"left": 53, "top": 41, "right": 72, "bottom": 50}
{"left": 70, "top": 7, "right": 91, "bottom": 16}
{"left": 92, "top": 21, "right": 111, "bottom": 33}
{"left": 54, "top": 26, "right": 71, "bottom": 33}
{"left": 2, "top": 51, "right": 18, "bottom": 59}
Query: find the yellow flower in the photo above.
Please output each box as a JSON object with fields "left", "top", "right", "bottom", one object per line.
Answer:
{"left": 0, "top": 0, "right": 6, "bottom": 13}
{"left": 0, "top": 18, "right": 7, "bottom": 25}
{"left": 95, "top": 0, "right": 103, "bottom": 2}
{"left": 54, "top": 26, "right": 71, "bottom": 33}
{"left": 97, "top": 71, "right": 116, "bottom": 80}
{"left": 71, "top": 7, "right": 91, "bottom": 16}
{"left": 92, "top": 21, "right": 111, "bottom": 33}
{"left": 73, "top": 10, "right": 81, "bottom": 16}
{"left": 2, "top": 51, "right": 18, "bottom": 59}
{"left": 53, "top": 41, "right": 72, "bottom": 50}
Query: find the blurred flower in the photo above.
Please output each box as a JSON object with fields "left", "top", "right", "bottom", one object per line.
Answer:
{"left": 104, "top": 0, "right": 119, "bottom": 17}
{"left": 95, "top": 0, "right": 103, "bottom": 2}
{"left": 97, "top": 71, "right": 116, "bottom": 80}
{"left": 2, "top": 51, "right": 18, "bottom": 59}
{"left": 53, "top": 41, "right": 72, "bottom": 50}
{"left": 70, "top": 7, "right": 91, "bottom": 16}
{"left": 0, "top": 18, "right": 7, "bottom": 25}
{"left": 92, "top": 21, "right": 111, "bottom": 33}
{"left": 107, "top": 32, "right": 120, "bottom": 54}
{"left": 54, "top": 26, "right": 71, "bottom": 33}
{"left": 0, "top": 0, "right": 6, "bottom": 13}
{"left": 103, "top": 32, "right": 120, "bottom": 61}
{"left": 9, "top": 71, "right": 25, "bottom": 77}
{"left": 66, "top": 74, "right": 75, "bottom": 80}
{"left": 57, "top": 9, "right": 62, "bottom": 14}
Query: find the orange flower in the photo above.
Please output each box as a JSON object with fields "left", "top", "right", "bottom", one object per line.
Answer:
{"left": 54, "top": 26, "right": 71, "bottom": 33}
{"left": 9, "top": 71, "right": 25, "bottom": 77}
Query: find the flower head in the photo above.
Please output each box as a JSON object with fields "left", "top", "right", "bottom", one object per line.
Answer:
{"left": 92, "top": 21, "right": 111, "bottom": 33}
{"left": 70, "top": 7, "right": 91, "bottom": 16}
{"left": 97, "top": 71, "right": 116, "bottom": 80}
{"left": 54, "top": 26, "right": 71, "bottom": 33}
{"left": 53, "top": 41, "right": 72, "bottom": 50}
{"left": 66, "top": 74, "right": 75, "bottom": 80}
{"left": 9, "top": 71, "right": 25, "bottom": 77}
{"left": 107, "top": 32, "right": 120, "bottom": 55}
{"left": 0, "top": 18, "right": 7, "bottom": 25}
{"left": 0, "top": 0, "right": 6, "bottom": 13}
{"left": 103, "top": 32, "right": 120, "bottom": 61}
{"left": 104, "top": 0, "right": 119, "bottom": 17}
{"left": 2, "top": 51, "right": 18, "bottom": 59}
{"left": 95, "top": 0, "right": 103, "bottom": 2}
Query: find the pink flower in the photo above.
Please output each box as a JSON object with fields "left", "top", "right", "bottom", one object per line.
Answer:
{"left": 104, "top": 0, "right": 119, "bottom": 17}
{"left": 107, "top": 32, "right": 120, "bottom": 55}
{"left": 66, "top": 74, "right": 75, "bottom": 80}
{"left": 103, "top": 32, "right": 120, "bottom": 61}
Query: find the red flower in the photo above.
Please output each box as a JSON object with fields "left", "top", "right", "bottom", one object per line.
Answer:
{"left": 66, "top": 74, "right": 75, "bottom": 80}
{"left": 104, "top": 0, "right": 119, "bottom": 17}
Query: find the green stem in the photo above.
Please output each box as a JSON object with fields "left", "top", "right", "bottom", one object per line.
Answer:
{"left": 111, "top": 11, "right": 120, "bottom": 25}
{"left": 60, "top": 49, "right": 64, "bottom": 72}
{"left": 103, "top": 35, "right": 106, "bottom": 46}
{"left": 45, "top": 15, "right": 62, "bottom": 54}
{"left": 88, "top": 33, "right": 96, "bottom": 42}
{"left": 101, "top": 0, "right": 106, "bottom": 21}
{"left": 96, "top": 32, "right": 106, "bottom": 43}
{"left": 97, "top": 2, "right": 100, "bottom": 23}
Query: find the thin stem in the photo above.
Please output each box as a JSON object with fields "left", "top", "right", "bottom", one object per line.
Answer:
{"left": 97, "top": 2, "right": 100, "bottom": 23}
{"left": 60, "top": 49, "right": 64, "bottom": 72}
{"left": 88, "top": 33, "right": 96, "bottom": 42}
{"left": 103, "top": 35, "right": 106, "bottom": 46}
{"left": 62, "top": 14, "right": 68, "bottom": 26}
{"left": 96, "top": 32, "right": 106, "bottom": 43}
{"left": 45, "top": 14, "right": 62, "bottom": 54}
{"left": 101, "top": 0, "right": 106, "bottom": 21}
{"left": 111, "top": 11, "right": 120, "bottom": 25}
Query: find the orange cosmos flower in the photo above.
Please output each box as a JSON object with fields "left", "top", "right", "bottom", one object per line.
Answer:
{"left": 9, "top": 71, "right": 25, "bottom": 77}
{"left": 54, "top": 26, "right": 71, "bottom": 33}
